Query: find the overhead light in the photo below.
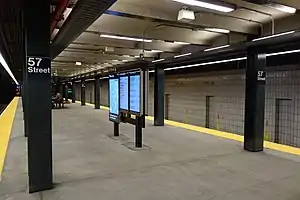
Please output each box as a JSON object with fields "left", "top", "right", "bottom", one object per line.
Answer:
{"left": 204, "top": 44, "right": 230, "bottom": 52}
{"left": 205, "top": 28, "right": 230, "bottom": 34}
{"left": 151, "top": 50, "right": 163, "bottom": 53}
{"left": 122, "top": 60, "right": 129, "bottom": 62}
{"left": 122, "top": 55, "right": 130, "bottom": 57}
{"left": 100, "top": 34, "right": 152, "bottom": 42}
{"left": 252, "top": 31, "right": 295, "bottom": 42}
{"left": 111, "top": 60, "right": 119, "bottom": 62}
{"left": 0, "top": 52, "right": 19, "bottom": 85}
{"left": 174, "top": 52, "right": 192, "bottom": 58}
{"left": 266, "top": 49, "right": 300, "bottom": 57}
{"left": 152, "top": 58, "right": 165, "bottom": 63}
{"left": 164, "top": 49, "right": 300, "bottom": 71}
{"left": 165, "top": 57, "right": 246, "bottom": 71}
{"left": 268, "top": 3, "right": 296, "bottom": 14}
{"left": 174, "top": 41, "right": 191, "bottom": 45}
{"left": 134, "top": 55, "right": 140, "bottom": 58}
{"left": 75, "top": 61, "right": 82, "bottom": 66}
{"left": 177, "top": 8, "right": 195, "bottom": 22}
{"left": 172, "top": 0, "right": 234, "bottom": 13}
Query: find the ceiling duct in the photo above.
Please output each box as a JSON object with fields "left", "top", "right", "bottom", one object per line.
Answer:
{"left": 51, "top": 0, "right": 116, "bottom": 59}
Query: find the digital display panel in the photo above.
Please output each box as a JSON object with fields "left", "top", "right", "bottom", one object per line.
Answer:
{"left": 120, "top": 75, "right": 129, "bottom": 110}
{"left": 129, "top": 74, "right": 140, "bottom": 113}
{"left": 109, "top": 77, "right": 119, "bottom": 121}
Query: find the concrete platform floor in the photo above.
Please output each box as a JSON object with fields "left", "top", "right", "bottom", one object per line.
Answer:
{"left": 0, "top": 101, "right": 300, "bottom": 200}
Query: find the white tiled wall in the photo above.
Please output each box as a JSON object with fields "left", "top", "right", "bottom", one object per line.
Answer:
{"left": 75, "top": 67, "right": 300, "bottom": 147}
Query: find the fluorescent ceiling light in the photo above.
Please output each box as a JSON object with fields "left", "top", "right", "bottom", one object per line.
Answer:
{"left": 252, "top": 31, "right": 295, "bottom": 42}
{"left": 122, "top": 55, "right": 130, "bottom": 57}
{"left": 151, "top": 50, "right": 163, "bottom": 53}
{"left": 266, "top": 49, "right": 300, "bottom": 57}
{"left": 152, "top": 59, "right": 165, "bottom": 63}
{"left": 112, "top": 60, "right": 119, "bottom": 62}
{"left": 165, "top": 57, "right": 246, "bottom": 71}
{"left": 165, "top": 49, "right": 300, "bottom": 71}
{"left": 172, "top": 0, "right": 234, "bottom": 13}
{"left": 174, "top": 41, "right": 191, "bottom": 45}
{"left": 204, "top": 45, "right": 230, "bottom": 52}
{"left": 174, "top": 52, "right": 192, "bottom": 58}
{"left": 75, "top": 61, "right": 82, "bottom": 66}
{"left": 122, "top": 60, "right": 129, "bottom": 62}
{"left": 100, "top": 34, "right": 152, "bottom": 42}
{"left": 205, "top": 28, "right": 230, "bottom": 34}
{"left": 268, "top": 3, "right": 296, "bottom": 14}
{"left": 0, "top": 52, "right": 19, "bottom": 85}
{"left": 134, "top": 55, "right": 140, "bottom": 58}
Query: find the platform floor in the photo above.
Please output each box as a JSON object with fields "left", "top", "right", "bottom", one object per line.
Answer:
{"left": 0, "top": 101, "right": 300, "bottom": 200}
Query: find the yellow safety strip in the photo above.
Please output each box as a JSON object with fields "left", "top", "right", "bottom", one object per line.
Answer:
{"left": 74, "top": 100, "right": 300, "bottom": 156}
{"left": 0, "top": 97, "right": 19, "bottom": 178}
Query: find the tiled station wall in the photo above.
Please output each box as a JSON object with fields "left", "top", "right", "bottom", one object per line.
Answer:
{"left": 74, "top": 67, "right": 300, "bottom": 147}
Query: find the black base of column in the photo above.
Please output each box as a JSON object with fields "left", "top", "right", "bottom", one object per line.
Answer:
{"left": 135, "top": 116, "right": 143, "bottom": 148}
{"left": 114, "top": 122, "right": 119, "bottom": 137}
{"left": 29, "top": 184, "right": 53, "bottom": 194}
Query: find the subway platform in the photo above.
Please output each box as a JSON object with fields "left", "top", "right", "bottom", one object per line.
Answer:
{"left": 0, "top": 100, "right": 299, "bottom": 200}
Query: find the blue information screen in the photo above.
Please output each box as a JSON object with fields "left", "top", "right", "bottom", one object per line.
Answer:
{"left": 129, "top": 74, "right": 140, "bottom": 113}
{"left": 120, "top": 76, "right": 129, "bottom": 110}
{"left": 109, "top": 78, "right": 119, "bottom": 116}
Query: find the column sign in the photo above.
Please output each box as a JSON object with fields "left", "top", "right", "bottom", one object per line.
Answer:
{"left": 257, "top": 70, "right": 266, "bottom": 81}
{"left": 27, "top": 56, "right": 51, "bottom": 74}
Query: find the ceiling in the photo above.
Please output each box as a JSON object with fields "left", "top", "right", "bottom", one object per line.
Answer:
{"left": 2, "top": 0, "right": 300, "bottom": 79}
{"left": 52, "top": 0, "right": 300, "bottom": 77}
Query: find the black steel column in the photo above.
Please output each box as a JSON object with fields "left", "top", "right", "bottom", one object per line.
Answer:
{"left": 81, "top": 79, "right": 86, "bottom": 106}
{"left": 94, "top": 76, "right": 100, "bottom": 109}
{"left": 25, "top": 0, "right": 53, "bottom": 193}
{"left": 62, "top": 83, "right": 66, "bottom": 99}
{"left": 72, "top": 81, "right": 75, "bottom": 103}
{"left": 64, "top": 84, "right": 68, "bottom": 101}
{"left": 154, "top": 66, "right": 165, "bottom": 126}
{"left": 244, "top": 49, "right": 266, "bottom": 152}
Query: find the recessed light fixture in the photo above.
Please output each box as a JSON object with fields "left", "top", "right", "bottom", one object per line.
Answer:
{"left": 152, "top": 58, "right": 165, "bottom": 63}
{"left": 205, "top": 28, "right": 230, "bottom": 34}
{"left": 268, "top": 3, "right": 296, "bottom": 14}
{"left": 172, "top": 0, "right": 234, "bottom": 13}
{"left": 100, "top": 34, "right": 152, "bottom": 42}
{"left": 174, "top": 52, "right": 192, "bottom": 58}
{"left": 174, "top": 41, "right": 191, "bottom": 45}
{"left": 204, "top": 45, "right": 230, "bottom": 52}
{"left": 75, "top": 61, "right": 82, "bottom": 66}
{"left": 252, "top": 31, "right": 295, "bottom": 42}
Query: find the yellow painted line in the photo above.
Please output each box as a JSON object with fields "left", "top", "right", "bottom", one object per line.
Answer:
{"left": 72, "top": 100, "right": 300, "bottom": 156}
{"left": 0, "top": 97, "right": 19, "bottom": 177}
